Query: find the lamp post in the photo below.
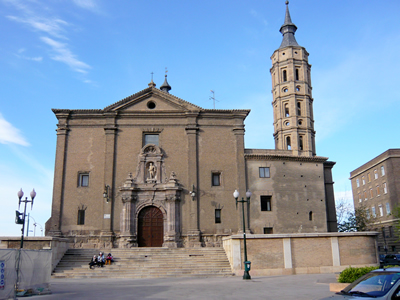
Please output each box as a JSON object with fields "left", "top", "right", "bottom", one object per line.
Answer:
{"left": 17, "top": 188, "right": 36, "bottom": 249}
{"left": 233, "top": 189, "right": 252, "bottom": 280}
{"left": 103, "top": 185, "right": 111, "bottom": 203}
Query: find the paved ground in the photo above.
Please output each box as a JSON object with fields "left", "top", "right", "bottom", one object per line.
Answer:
{"left": 27, "top": 273, "right": 339, "bottom": 300}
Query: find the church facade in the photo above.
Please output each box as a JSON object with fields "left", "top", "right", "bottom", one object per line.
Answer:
{"left": 46, "top": 3, "right": 337, "bottom": 248}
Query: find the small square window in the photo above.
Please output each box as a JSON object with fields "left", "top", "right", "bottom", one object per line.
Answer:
{"left": 77, "top": 210, "right": 85, "bottom": 225}
{"left": 263, "top": 227, "right": 273, "bottom": 234}
{"left": 144, "top": 134, "right": 159, "bottom": 146}
{"left": 215, "top": 209, "right": 221, "bottom": 224}
{"left": 260, "top": 196, "right": 272, "bottom": 211}
{"left": 212, "top": 173, "right": 221, "bottom": 186}
{"left": 259, "top": 167, "right": 270, "bottom": 178}
{"left": 78, "top": 173, "right": 89, "bottom": 187}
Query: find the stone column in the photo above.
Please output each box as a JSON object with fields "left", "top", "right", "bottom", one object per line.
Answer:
{"left": 48, "top": 112, "right": 70, "bottom": 237}
{"left": 163, "top": 192, "right": 180, "bottom": 248}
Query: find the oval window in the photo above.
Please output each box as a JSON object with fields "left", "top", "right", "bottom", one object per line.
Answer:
{"left": 147, "top": 101, "right": 156, "bottom": 109}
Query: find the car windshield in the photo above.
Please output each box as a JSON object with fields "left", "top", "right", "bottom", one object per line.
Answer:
{"left": 341, "top": 271, "right": 400, "bottom": 298}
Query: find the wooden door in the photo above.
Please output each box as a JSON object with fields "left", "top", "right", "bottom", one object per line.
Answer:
{"left": 138, "top": 206, "right": 164, "bottom": 247}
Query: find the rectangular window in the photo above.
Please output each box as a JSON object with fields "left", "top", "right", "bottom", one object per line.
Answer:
{"left": 358, "top": 193, "right": 362, "bottom": 202}
{"left": 374, "top": 169, "right": 378, "bottom": 179}
{"left": 366, "top": 209, "right": 370, "bottom": 219}
{"left": 371, "top": 206, "right": 376, "bottom": 218}
{"left": 77, "top": 210, "right": 85, "bottom": 225}
{"left": 370, "top": 188, "right": 373, "bottom": 198}
{"left": 78, "top": 173, "right": 89, "bottom": 187}
{"left": 362, "top": 176, "right": 365, "bottom": 185}
{"left": 263, "top": 227, "right": 273, "bottom": 234}
{"left": 212, "top": 172, "right": 221, "bottom": 186}
{"left": 392, "top": 246, "right": 396, "bottom": 252}
{"left": 386, "top": 203, "right": 391, "bottom": 215}
{"left": 356, "top": 179, "right": 360, "bottom": 187}
{"left": 144, "top": 134, "right": 159, "bottom": 146}
{"left": 376, "top": 185, "right": 380, "bottom": 196}
{"left": 364, "top": 191, "right": 368, "bottom": 201}
{"left": 260, "top": 196, "right": 272, "bottom": 211}
{"left": 259, "top": 167, "right": 270, "bottom": 178}
{"left": 215, "top": 209, "right": 221, "bottom": 224}
{"left": 381, "top": 166, "right": 385, "bottom": 176}
{"left": 379, "top": 205, "right": 383, "bottom": 217}
{"left": 367, "top": 173, "right": 371, "bottom": 182}
{"left": 383, "top": 182, "right": 388, "bottom": 194}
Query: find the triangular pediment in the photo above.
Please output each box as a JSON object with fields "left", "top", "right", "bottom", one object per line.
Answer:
{"left": 104, "top": 87, "right": 203, "bottom": 112}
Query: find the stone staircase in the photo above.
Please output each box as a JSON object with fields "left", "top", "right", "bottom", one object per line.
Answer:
{"left": 52, "top": 248, "right": 234, "bottom": 279}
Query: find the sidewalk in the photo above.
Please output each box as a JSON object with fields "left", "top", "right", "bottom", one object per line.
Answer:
{"left": 28, "top": 273, "right": 338, "bottom": 300}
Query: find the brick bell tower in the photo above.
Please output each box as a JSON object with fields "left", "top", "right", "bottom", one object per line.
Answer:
{"left": 270, "top": 1, "right": 316, "bottom": 157}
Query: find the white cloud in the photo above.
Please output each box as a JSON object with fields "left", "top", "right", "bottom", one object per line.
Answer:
{"left": 0, "top": 113, "right": 29, "bottom": 146}
{"left": 41, "top": 36, "right": 91, "bottom": 73}
{"left": 73, "top": 0, "right": 97, "bottom": 10}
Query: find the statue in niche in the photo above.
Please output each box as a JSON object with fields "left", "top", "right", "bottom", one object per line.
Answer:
{"left": 147, "top": 162, "right": 156, "bottom": 180}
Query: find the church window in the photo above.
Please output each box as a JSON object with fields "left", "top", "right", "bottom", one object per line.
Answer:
{"left": 215, "top": 209, "right": 221, "bottom": 224}
{"left": 295, "top": 68, "right": 299, "bottom": 81}
{"left": 296, "top": 86, "right": 300, "bottom": 92}
{"left": 282, "top": 70, "right": 287, "bottom": 82}
{"left": 284, "top": 103, "right": 289, "bottom": 117}
{"left": 260, "top": 196, "right": 272, "bottom": 211}
{"left": 284, "top": 121, "right": 290, "bottom": 126}
{"left": 309, "top": 211, "right": 313, "bottom": 221}
{"left": 212, "top": 172, "right": 221, "bottom": 186}
{"left": 78, "top": 173, "right": 89, "bottom": 187}
{"left": 263, "top": 227, "right": 273, "bottom": 234}
{"left": 147, "top": 101, "right": 156, "bottom": 109}
{"left": 283, "top": 88, "right": 288, "bottom": 93}
{"left": 77, "top": 209, "right": 85, "bottom": 225}
{"left": 298, "top": 120, "right": 302, "bottom": 126}
{"left": 259, "top": 167, "right": 270, "bottom": 178}
{"left": 374, "top": 169, "right": 378, "bottom": 179}
{"left": 144, "top": 134, "right": 159, "bottom": 146}
{"left": 286, "top": 136, "right": 291, "bottom": 150}
{"left": 381, "top": 166, "right": 385, "bottom": 176}
{"left": 297, "top": 102, "right": 301, "bottom": 116}
{"left": 299, "top": 136, "right": 304, "bottom": 151}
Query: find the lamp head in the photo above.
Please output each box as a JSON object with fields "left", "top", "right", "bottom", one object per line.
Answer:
{"left": 246, "top": 190, "right": 252, "bottom": 199}
{"left": 233, "top": 190, "right": 239, "bottom": 199}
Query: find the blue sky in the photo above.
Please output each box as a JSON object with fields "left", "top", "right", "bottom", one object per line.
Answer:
{"left": 1, "top": 0, "right": 399, "bottom": 236}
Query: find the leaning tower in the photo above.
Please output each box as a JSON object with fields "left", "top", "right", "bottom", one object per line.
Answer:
{"left": 270, "top": 1, "right": 316, "bottom": 157}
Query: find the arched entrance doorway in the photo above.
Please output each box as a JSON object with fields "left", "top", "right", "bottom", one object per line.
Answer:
{"left": 138, "top": 206, "right": 164, "bottom": 247}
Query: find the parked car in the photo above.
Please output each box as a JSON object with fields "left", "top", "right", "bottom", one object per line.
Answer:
{"left": 321, "top": 267, "right": 400, "bottom": 299}
{"left": 380, "top": 254, "right": 400, "bottom": 268}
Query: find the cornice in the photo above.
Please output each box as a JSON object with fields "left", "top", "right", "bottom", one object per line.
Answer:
{"left": 244, "top": 152, "right": 328, "bottom": 163}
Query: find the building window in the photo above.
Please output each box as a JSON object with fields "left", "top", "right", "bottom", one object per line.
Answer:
{"left": 282, "top": 69, "right": 287, "bottom": 82}
{"left": 299, "top": 136, "right": 304, "bottom": 151}
{"left": 144, "top": 134, "right": 159, "bottom": 146}
{"left": 77, "top": 209, "right": 85, "bottom": 225}
{"left": 295, "top": 68, "right": 299, "bottom": 81}
{"left": 212, "top": 172, "right": 221, "bottom": 186}
{"left": 284, "top": 103, "right": 289, "bottom": 117}
{"left": 383, "top": 182, "right": 388, "bottom": 194}
{"left": 376, "top": 185, "right": 380, "bottom": 196}
{"left": 259, "top": 167, "right": 270, "bottom": 178}
{"left": 371, "top": 206, "right": 376, "bottom": 218}
{"left": 215, "top": 209, "right": 221, "bottom": 224}
{"left": 389, "top": 226, "right": 393, "bottom": 237}
{"left": 367, "top": 173, "right": 371, "bottom": 182}
{"left": 366, "top": 209, "right": 370, "bottom": 219}
{"left": 297, "top": 102, "right": 301, "bottom": 116}
{"left": 356, "top": 179, "right": 360, "bottom": 187}
{"left": 309, "top": 211, "right": 313, "bottom": 221}
{"left": 386, "top": 203, "right": 391, "bottom": 215}
{"left": 362, "top": 176, "right": 365, "bottom": 185}
{"left": 381, "top": 166, "right": 385, "bottom": 176}
{"left": 374, "top": 169, "right": 378, "bottom": 179}
{"left": 286, "top": 136, "right": 291, "bottom": 150}
{"left": 392, "top": 246, "right": 396, "bottom": 252}
{"left": 364, "top": 191, "right": 368, "bottom": 201}
{"left": 260, "top": 196, "right": 272, "bottom": 211}
{"left": 78, "top": 173, "right": 89, "bottom": 187}
{"left": 379, "top": 205, "right": 383, "bottom": 217}
{"left": 358, "top": 193, "right": 362, "bottom": 202}
{"left": 369, "top": 188, "right": 373, "bottom": 199}
{"left": 264, "top": 227, "right": 273, "bottom": 234}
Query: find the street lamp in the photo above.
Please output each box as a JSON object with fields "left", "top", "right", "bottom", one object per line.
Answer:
{"left": 189, "top": 184, "right": 196, "bottom": 201}
{"left": 103, "top": 185, "right": 111, "bottom": 203}
{"left": 233, "top": 189, "right": 252, "bottom": 280}
{"left": 16, "top": 188, "right": 36, "bottom": 249}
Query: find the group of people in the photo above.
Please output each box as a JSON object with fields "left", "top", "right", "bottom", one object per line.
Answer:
{"left": 89, "top": 252, "right": 114, "bottom": 269}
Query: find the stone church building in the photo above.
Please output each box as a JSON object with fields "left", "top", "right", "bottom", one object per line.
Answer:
{"left": 46, "top": 3, "right": 337, "bottom": 248}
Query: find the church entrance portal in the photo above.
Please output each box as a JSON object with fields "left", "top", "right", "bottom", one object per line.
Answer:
{"left": 138, "top": 206, "right": 164, "bottom": 247}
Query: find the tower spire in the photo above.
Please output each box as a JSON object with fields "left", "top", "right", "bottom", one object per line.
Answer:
{"left": 160, "top": 68, "right": 171, "bottom": 93}
{"left": 279, "top": 1, "right": 299, "bottom": 49}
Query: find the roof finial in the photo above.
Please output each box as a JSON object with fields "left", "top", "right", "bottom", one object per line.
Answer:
{"left": 279, "top": 0, "right": 299, "bottom": 49}
{"left": 148, "top": 71, "right": 156, "bottom": 87}
{"left": 160, "top": 67, "right": 171, "bottom": 93}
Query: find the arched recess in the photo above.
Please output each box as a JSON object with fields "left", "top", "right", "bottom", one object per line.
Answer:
{"left": 138, "top": 206, "right": 164, "bottom": 247}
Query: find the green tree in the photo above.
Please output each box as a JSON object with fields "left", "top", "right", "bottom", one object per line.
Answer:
{"left": 337, "top": 205, "right": 375, "bottom": 232}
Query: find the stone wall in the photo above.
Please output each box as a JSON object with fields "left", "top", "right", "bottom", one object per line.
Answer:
{"left": 0, "top": 236, "right": 69, "bottom": 271}
{"left": 223, "top": 232, "right": 379, "bottom": 276}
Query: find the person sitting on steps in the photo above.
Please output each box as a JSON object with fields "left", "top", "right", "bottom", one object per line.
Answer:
{"left": 89, "top": 255, "right": 97, "bottom": 269}
{"left": 106, "top": 253, "right": 114, "bottom": 265}
{"left": 97, "top": 252, "right": 105, "bottom": 267}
